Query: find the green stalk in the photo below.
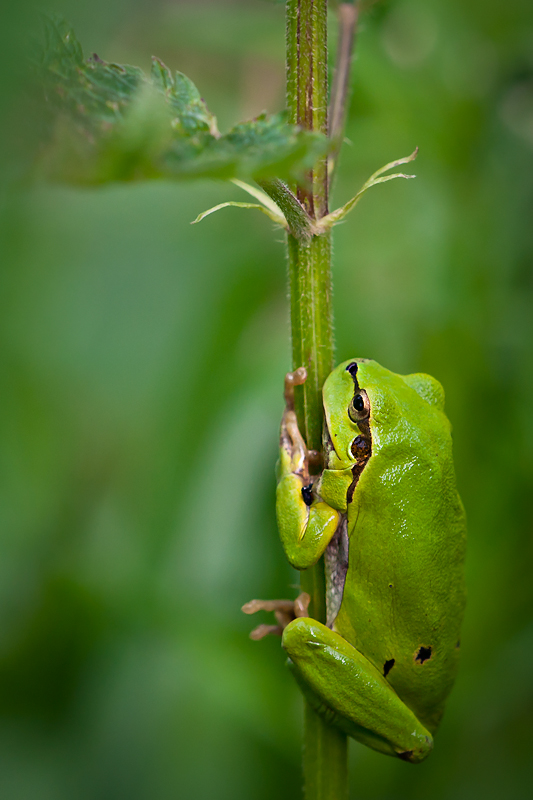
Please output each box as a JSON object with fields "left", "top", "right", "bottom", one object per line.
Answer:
{"left": 286, "top": 2, "right": 348, "bottom": 798}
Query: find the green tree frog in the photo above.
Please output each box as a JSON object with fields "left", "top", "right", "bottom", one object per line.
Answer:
{"left": 244, "top": 358, "right": 466, "bottom": 763}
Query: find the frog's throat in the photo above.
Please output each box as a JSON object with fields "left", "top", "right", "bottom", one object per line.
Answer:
{"left": 324, "top": 515, "right": 349, "bottom": 628}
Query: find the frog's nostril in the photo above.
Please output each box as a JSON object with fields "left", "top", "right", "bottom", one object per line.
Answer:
{"left": 383, "top": 658, "right": 395, "bottom": 677}
{"left": 415, "top": 646, "right": 432, "bottom": 664}
{"left": 346, "top": 362, "right": 358, "bottom": 377}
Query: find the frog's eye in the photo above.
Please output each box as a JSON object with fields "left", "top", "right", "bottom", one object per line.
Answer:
{"left": 348, "top": 390, "right": 370, "bottom": 423}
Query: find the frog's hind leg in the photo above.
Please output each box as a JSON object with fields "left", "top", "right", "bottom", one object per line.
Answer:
{"left": 242, "top": 594, "right": 310, "bottom": 640}
{"left": 283, "top": 618, "right": 433, "bottom": 763}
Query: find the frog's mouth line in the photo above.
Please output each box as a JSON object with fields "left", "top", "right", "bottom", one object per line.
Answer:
{"left": 345, "top": 362, "right": 373, "bottom": 503}
{"left": 346, "top": 424, "right": 372, "bottom": 504}
{"left": 322, "top": 417, "right": 344, "bottom": 463}
{"left": 322, "top": 396, "right": 372, "bottom": 503}
{"left": 322, "top": 362, "right": 372, "bottom": 494}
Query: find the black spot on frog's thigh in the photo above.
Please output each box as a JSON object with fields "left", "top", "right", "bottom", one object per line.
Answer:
{"left": 301, "top": 484, "right": 314, "bottom": 506}
{"left": 383, "top": 658, "right": 395, "bottom": 677}
{"left": 455, "top": 640, "right": 461, "bottom": 649}
{"left": 415, "top": 646, "right": 432, "bottom": 664}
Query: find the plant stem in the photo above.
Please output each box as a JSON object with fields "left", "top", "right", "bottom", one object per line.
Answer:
{"left": 303, "top": 704, "right": 350, "bottom": 800}
{"left": 287, "top": 232, "right": 333, "bottom": 457}
{"left": 286, "top": 2, "right": 348, "bottom": 798}
{"left": 329, "top": 2, "right": 359, "bottom": 186}
{"left": 286, "top": 0, "right": 329, "bottom": 218}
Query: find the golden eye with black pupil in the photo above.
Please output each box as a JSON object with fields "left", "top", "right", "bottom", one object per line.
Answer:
{"left": 348, "top": 390, "right": 370, "bottom": 422}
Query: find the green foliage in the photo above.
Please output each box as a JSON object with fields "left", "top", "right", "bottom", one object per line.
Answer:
{"left": 37, "top": 18, "right": 326, "bottom": 184}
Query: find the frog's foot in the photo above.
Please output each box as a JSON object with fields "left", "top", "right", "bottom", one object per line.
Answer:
{"left": 279, "top": 368, "right": 324, "bottom": 487}
{"left": 284, "top": 367, "right": 307, "bottom": 409}
{"left": 242, "top": 593, "right": 310, "bottom": 640}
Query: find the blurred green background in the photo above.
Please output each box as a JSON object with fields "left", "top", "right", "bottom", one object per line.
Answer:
{"left": 1, "top": 0, "right": 532, "bottom": 798}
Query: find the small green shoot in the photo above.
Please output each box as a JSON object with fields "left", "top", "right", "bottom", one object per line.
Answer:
{"left": 317, "top": 148, "right": 418, "bottom": 232}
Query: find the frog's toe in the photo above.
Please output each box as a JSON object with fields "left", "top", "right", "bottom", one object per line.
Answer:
{"left": 242, "top": 597, "right": 303, "bottom": 639}
{"left": 241, "top": 599, "right": 295, "bottom": 615}
{"left": 249, "top": 623, "right": 283, "bottom": 640}
{"left": 294, "top": 592, "right": 311, "bottom": 617}
{"left": 397, "top": 735, "right": 433, "bottom": 764}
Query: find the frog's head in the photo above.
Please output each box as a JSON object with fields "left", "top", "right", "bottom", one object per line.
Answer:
{"left": 322, "top": 358, "right": 447, "bottom": 470}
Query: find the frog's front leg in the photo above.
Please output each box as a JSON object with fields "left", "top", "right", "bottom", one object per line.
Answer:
{"left": 277, "top": 368, "right": 340, "bottom": 570}
{"left": 283, "top": 618, "right": 434, "bottom": 764}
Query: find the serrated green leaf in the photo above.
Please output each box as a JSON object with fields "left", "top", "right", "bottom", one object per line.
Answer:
{"left": 36, "top": 18, "right": 327, "bottom": 186}
{"left": 150, "top": 57, "right": 218, "bottom": 137}
{"left": 39, "top": 17, "right": 144, "bottom": 133}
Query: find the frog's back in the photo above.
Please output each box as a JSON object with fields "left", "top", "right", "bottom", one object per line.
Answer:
{"left": 333, "top": 362, "right": 466, "bottom": 733}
